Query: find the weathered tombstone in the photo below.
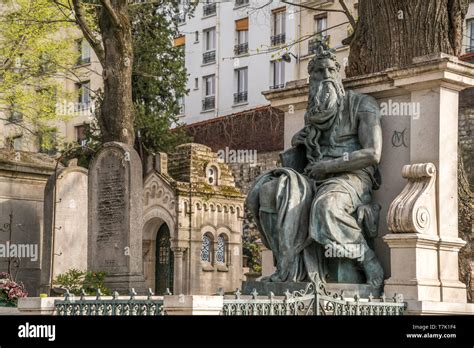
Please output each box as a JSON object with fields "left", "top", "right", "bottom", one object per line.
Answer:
{"left": 88, "top": 142, "right": 145, "bottom": 293}
{"left": 41, "top": 159, "right": 88, "bottom": 294}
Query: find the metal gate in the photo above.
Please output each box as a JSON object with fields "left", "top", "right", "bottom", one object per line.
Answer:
{"left": 155, "top": 224, "right": 174, "bottom": 295}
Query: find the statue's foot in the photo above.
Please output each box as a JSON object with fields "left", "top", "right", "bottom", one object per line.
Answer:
{"left": 360, "top": 251, "right": 384, "bottom": 288}
{"left": 260, "top": 272, "right": 283, "bottom": 282}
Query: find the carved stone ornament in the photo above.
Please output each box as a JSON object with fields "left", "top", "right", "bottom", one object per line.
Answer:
{"left": 387, "top": 163, "right": 437, "bottom": 235}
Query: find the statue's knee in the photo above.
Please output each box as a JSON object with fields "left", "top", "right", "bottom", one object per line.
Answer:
{"left": 313, "top": 195, "right": 333, "bottom": 215}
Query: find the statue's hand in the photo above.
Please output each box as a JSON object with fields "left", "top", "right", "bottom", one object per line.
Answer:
{"left": 308, "top": 162, "right": 328, "bottom": 180}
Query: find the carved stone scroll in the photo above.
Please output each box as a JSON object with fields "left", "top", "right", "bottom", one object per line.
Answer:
{"left": 387, "top": 163, "right": 437, "bottom": 235}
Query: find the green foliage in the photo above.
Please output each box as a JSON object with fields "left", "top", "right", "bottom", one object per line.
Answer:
{"left": 0, "top": 0, "right": 78, "bottom": 150}
{"left": 243, "top": 237, "right": 262, "bottom": 274}
{"left": 53, "top": 268, "right": 111, "bottom": 296}
{"left": 130, "top": 2, "right": 193, "bottom": 154}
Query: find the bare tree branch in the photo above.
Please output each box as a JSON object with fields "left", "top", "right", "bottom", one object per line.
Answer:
{"left": 99, "top": 0, "right": 122, "bottom": 28}
{"left": 71, "top": 0, "right": 105, "bottom": 66}
{"left": 338, "top": 0, "right": 356, "bottom": 30}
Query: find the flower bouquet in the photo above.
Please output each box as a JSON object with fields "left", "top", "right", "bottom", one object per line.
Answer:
{"left": 0, "top": 272, "right": 28, "bottom": 307}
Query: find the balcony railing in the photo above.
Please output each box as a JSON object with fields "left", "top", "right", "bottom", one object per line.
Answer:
{"left": 76, "top": 57, "right": 91, "bottom": 66}
{"left": 467, "top": 46, "right": 474, "bottom": 53}
{"left": 203, "top": 3, "right": 216, "bottom": 16}
{"left": 234, "top": 91, "right": 248, "bottom": 104}
{"left": 308, "top": 36, "right": 330, "bottom": 54}
{"left": 235, "top": 0, "right": 249, "bottom": 7}
{"left": 203, "top": 50, "right": 216, "bottom": 64}
{"left": 202, "top": 96, "right": 215, "bottom": 111}
{"left": 271, "top": 33, "right": 286, "bottom": 46}
{"left": 176, "top": 12, "right": 186, "bottom": 24}
{"left": 269, "top": 84, "right": 285, "bottom": 90}
{"left": 234, "top": 42, "right": 249, "bottom": 56}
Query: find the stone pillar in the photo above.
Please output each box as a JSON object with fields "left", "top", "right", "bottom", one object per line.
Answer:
{"left": 88, "top": 142, "right": 146, "bottom": 293}
{"left": 171, "top": 247, "right": 186, "bottom": 294}
{"left": 381, "top": 54, "right": 474, "bottom": 313}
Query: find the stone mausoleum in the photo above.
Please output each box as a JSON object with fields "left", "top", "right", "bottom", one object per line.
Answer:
{"left": 0, "top": 143, "right": 244, "bottom": 296}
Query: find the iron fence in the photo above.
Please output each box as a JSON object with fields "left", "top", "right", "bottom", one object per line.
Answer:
{"left": 222, "top": 280, "right": 406, "bottom": 316}
{"left": 55, "top": 288, "right": 165, "bottom": 316}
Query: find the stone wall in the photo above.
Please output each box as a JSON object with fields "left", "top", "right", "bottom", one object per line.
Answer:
{"left": 459, "top": 105, "right": 474, "bottom": 188}
{"left": 226, "top": 151, "right": 281, "bottom": 194}
{"left": 0, "top": 150, "right": 57, "bottom": 295}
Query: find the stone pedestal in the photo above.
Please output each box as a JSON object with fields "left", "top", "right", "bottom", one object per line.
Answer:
{"left": 88, "top": 142, "right": 146, "bottom": 293}
{"left": 163, "top": 295, "right": 223, "bottom": 315}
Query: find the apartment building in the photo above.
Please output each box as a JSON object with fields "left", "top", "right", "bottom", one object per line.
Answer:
{"left": 0, "top": 33, "right": 102, "bottom": 152}
{"left": 176, "top": 0, "right": 301, "bottom": 124}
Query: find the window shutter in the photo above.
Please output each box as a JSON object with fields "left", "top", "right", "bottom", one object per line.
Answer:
{"left": 173, "top": 35, "right": 186, "bottom": 47}
{"left": 235, "top": 17, "right": 249, "bottom": 31}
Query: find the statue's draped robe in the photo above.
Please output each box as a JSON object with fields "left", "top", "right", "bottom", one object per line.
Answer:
{"left": 246, "top": 91, "right": 381, "bottom": 282}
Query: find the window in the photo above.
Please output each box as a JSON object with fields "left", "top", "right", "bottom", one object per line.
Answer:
{"left": 203, "top": 27, "right": 216, "bottom": 63}
{"left": 235, "top": 18, "right": 249, "bottom": 55}
{"left": 216, "top": 234, "right": 227, "bottom": 264}
{"left": 77, "top": 39, "right": 91, "bottom": 65}
{"left": 39, "top": 127, "right": 57, "bottom": 155}
{"left": 234, "top": 67, "right": 248, "bottom": 104}
{"left": 75, "top": 124, "right": 87, "bottom": 145}
{"left": 203, "top": 0, "right": 216, "bottom": 16}
{"left": 207, "top": 165, "right": 218, "bottom": 185}
{"left": 315, "top": 14, "right": 328, "bottom": 39}
{"left": 7, "top": 135, "right": 22, "bottom": 151}
{"left": 202, "top": 75, "right": 215, "bottom": 111}
{"left": 235, "top": 0, "right": 249, "bottom": 7}
{"left": 271, "top": 60, "right": 285, "bottom": 89}
{"left": 201, "top": 233, "right": 213, "bottom": 262}
{"left": 195, "top": 30, "right": 199, "bottom": 43}
{"left": 271, "top": 8, "right": 286, "bottom": 46}
{"left": 177, "top": 96, "right": 185, "bottom": 115}
{"left": 75, "top": 81, "right": 91, "bottom": 112}
{"left": 204, "top": 75, "right": 215, "bottom": 97}
{"left": 308, "top": 14, "right": 328, "bottom": 54}
{"left": 468, "top": 19, "right": 474, "bottom": 53}
{"left": 194, "top": 77, "right": 199, "bottom": 89}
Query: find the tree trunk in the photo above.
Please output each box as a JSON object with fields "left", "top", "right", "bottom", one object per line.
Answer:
{"left": 98, "top": 0, "right": 135, "bottom": 146}
{"left": 347, "top": 0, "right": 469, "bottom": 77}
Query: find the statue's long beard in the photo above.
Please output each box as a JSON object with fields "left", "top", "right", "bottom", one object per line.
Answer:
{"left": 314, "top": 80, "right": 340, "bottom": 114}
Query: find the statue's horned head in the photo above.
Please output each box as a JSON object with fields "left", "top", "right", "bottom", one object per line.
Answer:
{"left": 308, "top": 41, "right": 341, "bottom": 75}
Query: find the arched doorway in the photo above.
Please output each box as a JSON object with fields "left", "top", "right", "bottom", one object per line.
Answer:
{"left": 155, "top": 223, "right": 174, "bottom": 295}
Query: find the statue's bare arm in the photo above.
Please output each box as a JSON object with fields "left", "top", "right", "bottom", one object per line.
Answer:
{"left": 309, "top": 110, "right": 382, "bottom": 177}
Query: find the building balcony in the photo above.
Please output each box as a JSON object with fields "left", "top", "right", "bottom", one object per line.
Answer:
{"left": 308, "top": 36, "right": 330, "bottom": 55}
{"left": 269, "top": 84, "right": 285, "bottom": 90}
{"left": 175, "top": 12, "right": 186, "bottom": 25}
{"left": 234, "top": 42, "right": 249, "bottom": 56}
{"left": 235, "top": 0, "right": 249, "bottom": 7}
{"left": 76, "top": 57, "right": 91, "bottom": 66}
{"left": 271, "top": 33, "right": 286, "bottom": 46}
{"left": 203, "top": 50, "right": 216, "bottom": 64}
{"left": 203, "top": 3, "right": 216, "bottom": 17}
{"left": 202, "top": 96, "right": 215, "bottom": 111}
{"left": 234, "top": 91, "right": 248, "bottom": 104}
{"left": 74, "top": 102, "right": 92, "bottom": 114}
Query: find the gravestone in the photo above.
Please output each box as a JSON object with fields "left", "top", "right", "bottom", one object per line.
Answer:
{"left": 88, "top": 142, "right": 145, "bottom": 293}
{"left": 41, "top": 160, "right": 88, "bottom": 294}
